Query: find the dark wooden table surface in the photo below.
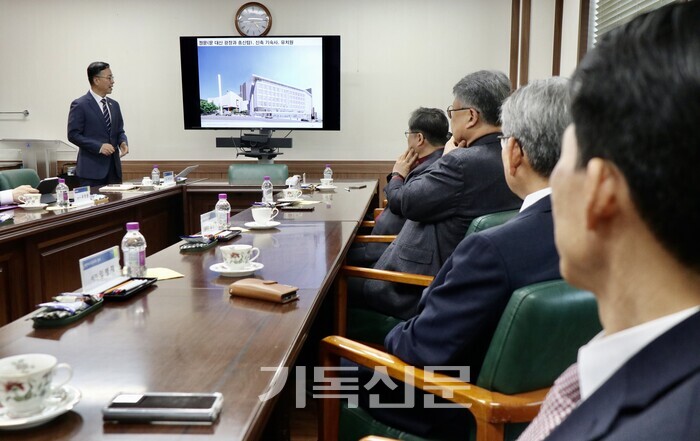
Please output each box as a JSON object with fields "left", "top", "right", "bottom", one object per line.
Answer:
{"left": 0, "top": 180, "right": 377, "bottom": 440}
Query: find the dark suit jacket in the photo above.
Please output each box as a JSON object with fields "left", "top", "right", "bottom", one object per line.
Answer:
{"left": 546, "top": 310, "right": 700, "bottom": 441}
{"left": 67, "top": 92, "right": 127, "bottom": 180}
{"left": 359, "top": 133, "right": 522, "bottom": 319}
{"left": 347, "top": 148, "right": 443, "bottom": 266}
{"left": 358, "top": 196, "right": 561, "bottom": 439}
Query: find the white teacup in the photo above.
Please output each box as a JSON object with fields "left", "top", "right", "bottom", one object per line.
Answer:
{"left": 320, "top": 178, "right": 333, "bottom": 187}
{"left": 281, "top": 188, "right": 302, "bottom": 200}
{"left": 220, "top": 244, "right": 260, "bottom": 270}
{"left": 141, "top": 177, "right": 153, "bottom": 186}
{"left": 251, "top": 206, "right": 279, "bottom": 225}
{"left": 0, "top": 353, "right": 73, "bottom": 418}
{"left": 18, "top": 193, "right": 41, "bottom": 206}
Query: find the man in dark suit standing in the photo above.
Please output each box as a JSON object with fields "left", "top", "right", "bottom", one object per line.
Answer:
{"left": 518, "top": 3, "right": 700, "bottom": 440}
{"left": 67, "top": 61, "right": 129, "bottom": 186}
{"left": 347, "top": 107, "right": 448, "bottom": 266}
{"left": 354, "top": 70, "right": 522, "bottom": 320}
{"left": 356, "top": 77, "right": 571, "bottom": 440}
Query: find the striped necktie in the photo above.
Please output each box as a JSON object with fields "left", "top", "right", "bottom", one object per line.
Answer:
{"left": 101, "top": 98, "right": 111, "bottom": 133}
{"left": 517, "top": 363, "right": 581, "bottom": 441}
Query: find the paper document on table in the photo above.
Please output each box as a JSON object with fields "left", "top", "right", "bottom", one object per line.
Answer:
{"left": 146, "top": 267, "right": 185, "bottom": 280}
{"left": 297, "top": 200, "right": 321, "bottom": 205}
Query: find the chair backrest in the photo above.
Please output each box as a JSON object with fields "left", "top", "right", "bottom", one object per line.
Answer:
{"left": 465, "top": 209, "right": 519, "bottom": 237}
{"left": 476, "top": 279, "right": 602, "bottom": 394}
{"left": 227, "top": 163, "right": 288, "bottom": 185}
{"left": 0, "top": 169, "right": 41, "bottom": 191}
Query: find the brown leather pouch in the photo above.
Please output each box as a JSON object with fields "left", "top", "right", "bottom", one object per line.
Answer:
{"left": 228, "top": 278, "right": 299, "bottom": 303}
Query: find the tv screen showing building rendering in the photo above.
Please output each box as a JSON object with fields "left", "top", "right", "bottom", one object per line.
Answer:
{"left": 180, "top": 35, "right": 340, "bottom": 131}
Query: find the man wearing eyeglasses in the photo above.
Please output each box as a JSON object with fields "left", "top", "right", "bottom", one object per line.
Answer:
{"left": 348, "top": 107, "right": 448, "bottom": 267}
{"left": 353, "top": 70, "right": 522, "bottom": 321}
{"left": 68, "top": 61, "right": 129, "bottom": 186}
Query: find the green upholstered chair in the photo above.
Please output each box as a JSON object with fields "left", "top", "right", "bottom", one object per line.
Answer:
{"left": 227, "top": 163, "right": 288, "bottom": 186}
{"left": 0, "top": 168, "right": 41, "bottom": 191}
{"left": 320, "top": 279, "right": 602, "bottom": 441}
{"left": 342, "top": 210, "right": 520, "bottom": 345}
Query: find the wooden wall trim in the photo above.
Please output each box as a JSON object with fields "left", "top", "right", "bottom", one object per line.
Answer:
{"left": 510, "top": 0, "right": 521, "bottom": 89}
{"left": 518, "top": 0, "right": 531, "bottom": 87}
{"left": 552, "top": 0, "right": 564, "bottom": 76}
{"left": 578, "top": 0, "right": 591, "bottom": 62}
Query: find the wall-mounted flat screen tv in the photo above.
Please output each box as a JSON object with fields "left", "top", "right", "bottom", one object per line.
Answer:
{"left": 180, "top": 35, "right": 340, "bottom": 131}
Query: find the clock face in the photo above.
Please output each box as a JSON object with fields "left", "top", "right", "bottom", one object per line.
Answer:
{"left": 236, "top": 3, "right": 271, "bottom": 37}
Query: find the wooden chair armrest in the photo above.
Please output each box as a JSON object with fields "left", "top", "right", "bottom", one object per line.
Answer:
{"left": 374, "top": 207, "right": 384, "bottom": 219}
{"left": 334, "top": 266, "right": 433, "bottom": 337}
{"left": 319, "top": 336, "right": 547, "bottom": 441}
{"left": 354, "top": 235, "right": 397, "bottom": 243}
{"left": 343, "top": 266, "right": 434, "bottom": 286}
{"left": 360, "top": 220, "right": 376, "bottom": 229}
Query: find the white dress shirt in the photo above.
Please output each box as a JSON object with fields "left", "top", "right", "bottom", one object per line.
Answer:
{"left": 0, "top": 189, "right": 14, "bottom": 205}
{"left": 520, "top": 187, "right": 552, "bottom": 212}
{"left": 578, "top": 305, "right": 700, "bottom": 401}
{"left": 89, "top": 89, "right": 111, "bottom": 119}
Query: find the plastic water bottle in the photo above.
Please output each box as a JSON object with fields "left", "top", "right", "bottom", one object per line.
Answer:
{"left": 55, "top": 178, "right": 69, "bottom": 208}
{"left": 215, "top": 193, "right": 231, "bottom": 230}
{"left": 261, "top": 176, "right": 274, "bottom": 204}
{"left": 323, "top": 164, "right": 333, "bottom": 180}
{"left": 121, "top": 222, "right": 147, "bottom": 277}
{"left": 151, "top": 164, "right": 160, "bottom": 184}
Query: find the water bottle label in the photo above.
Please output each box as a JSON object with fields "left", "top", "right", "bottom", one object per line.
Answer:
{"left": 138, "top": 250, "right": 146, "bottom": 267}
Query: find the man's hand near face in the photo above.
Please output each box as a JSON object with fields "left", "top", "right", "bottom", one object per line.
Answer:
{"left": 392, "top": 148, "right": 419, "bottom": 178}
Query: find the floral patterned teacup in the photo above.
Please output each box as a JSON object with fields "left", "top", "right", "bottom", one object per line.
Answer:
{"left": 0, "top": 354, "right": 72, "bottom": 418}
{"left": 220, "top": 244, "right": 260, "bottom": 271}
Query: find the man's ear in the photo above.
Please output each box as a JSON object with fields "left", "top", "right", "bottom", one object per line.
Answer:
{"left": 506, "top": 138, "right": 524, "bottom": 177}
{"left": 416, "top": 132, "right": 425, "bottom": 147}
{"left": 584, "top": 158, "right": 621, "bottom": 230}
{"left": 465, "top": 108, "right": 479, "bottom": 129}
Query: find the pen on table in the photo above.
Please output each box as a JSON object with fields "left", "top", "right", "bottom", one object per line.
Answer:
{"left": 344, "top": 188, "right": 351, "bottom": 192}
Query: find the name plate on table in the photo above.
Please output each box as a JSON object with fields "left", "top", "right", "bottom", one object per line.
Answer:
{"left": 162, "top": 171, "right": 175, "bottom": 186}
{"left": 201, "top": 210, "right": 218, "bottom": 236}
{"left": 73, "top": 186, "right": 92, "bottom": 206}
{"left": 79, "top": 246, "right": 124, "bottom": 292}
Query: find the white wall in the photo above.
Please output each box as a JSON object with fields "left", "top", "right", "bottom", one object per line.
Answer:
{"left": 0, "top": 0, "right": 565, "bottom": 162}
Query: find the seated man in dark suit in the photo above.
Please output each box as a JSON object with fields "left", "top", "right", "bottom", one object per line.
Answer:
{"left": 519, "top": 3, "right": 700, "bottom": 440}
{"left": 355, "top": 77, "right": 571, "bottom": 440}
{"left": 347, "top": 107, "right": 448, "bottom": 266}
{"left": 353, "top": 70, "right": 522, "bottom": 320}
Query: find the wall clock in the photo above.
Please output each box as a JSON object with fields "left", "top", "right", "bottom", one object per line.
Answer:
{"left": 235, "top": 2, "right": 272, "bottom": 37}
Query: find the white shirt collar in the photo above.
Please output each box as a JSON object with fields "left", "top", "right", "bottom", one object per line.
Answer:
{"left": 520, "top": 187, "right": 551, "bottom": 212}
{"left": 578, "top": 305, "right": 700, "bottom": 401}
{"left": 89, "top": 89, "right": 108, "bottom": 109}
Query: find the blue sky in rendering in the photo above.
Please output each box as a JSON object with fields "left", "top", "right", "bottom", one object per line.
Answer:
{"left": 197, "top": 41, "right": 323, "bottom": 106}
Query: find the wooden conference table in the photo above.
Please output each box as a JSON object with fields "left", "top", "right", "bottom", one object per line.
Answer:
{"left": 0, "top": 180, "right": 377, "bottom": 441}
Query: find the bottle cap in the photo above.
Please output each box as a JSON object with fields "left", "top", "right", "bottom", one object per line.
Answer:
{"left": 126, "top": 222, "right": 140, "bottom": 231}
{"left": 153, "top": 164, "right": 158, "bottom": 168}
{"left": 264, "top": 176, "right": 270, "bottom": 180}
{"left": 58, "top": 178, "right": 65, "bottom": 184}
{"left": 218, "top": 193, "right": 227, "bottom": 199}
{"left": 326, "top": 164, "right": 331, "bottom": 167}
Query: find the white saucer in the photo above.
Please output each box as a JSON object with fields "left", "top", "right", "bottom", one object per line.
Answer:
{"left": 0, "top": 384, "right": 81, "bottom": 430}
{"left": 210, "top": 261, "right": 264, "bottom": 277}
{"left": 18, "top": 203, "right": 48, "bottom": 211}
{"left": 244, "top": 221, "right": 281, "bottom": 230}
{"left": 277, "top": 198, "right": 303, "bottom": 203}
{"left": 316, "top": 185, "right": 337, "bottom": 192}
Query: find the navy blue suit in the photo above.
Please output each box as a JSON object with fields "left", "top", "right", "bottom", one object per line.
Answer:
{"left": 67, "top": 92, "right": 127, "bottom": 183}
{"left": 546, "top": 310, "right": 700, "bottom": 440}
{"left": 357, "top": 196, "right": 561, "bottom": 439}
